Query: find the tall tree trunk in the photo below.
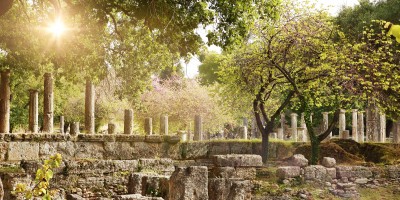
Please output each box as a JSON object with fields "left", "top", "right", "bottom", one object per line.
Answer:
{"left": 0, "top": 70, "right": 10, "bottom": 133}
{"left": 261, "top": 132, "right": 269, "bottom": 163}
{"left": 310, "top": 135, "right": 320, "bottom": 165}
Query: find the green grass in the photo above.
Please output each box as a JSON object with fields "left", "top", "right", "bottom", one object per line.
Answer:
{"left": 358, "top": 185, "right": 400, "bottom": 200}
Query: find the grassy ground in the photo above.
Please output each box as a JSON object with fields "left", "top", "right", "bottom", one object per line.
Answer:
{"left": 358, "top": 185, "right": 400, "bottom": 200}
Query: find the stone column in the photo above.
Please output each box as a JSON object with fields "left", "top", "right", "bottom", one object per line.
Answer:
{"left": 379, "top": 113, "right": 386, "bottom": 143}
{"left": 70, "top": 122, "right": 79, "bottom": 136}
{"left": 393, "top": 121, "right": 400, "bottom": 143}
{"left": 0, "top": 70, "right": 10, "bottom": 133}
{"left": 59, "top": 116, "right": 64, "bottom": 134}
{"left": 298, "top": 127, "right": 306, "bottom": 142}
{"left": 322, "top": 112, "right": 331, "bottom": 140}
{"left": 352, "top": 109, "right": 358, "bottom": 142}
{"left": 28, "top": 89, "right": 38, "bottom": 133}
{"left": 43, "top": 73, "right": 53, "bottom": 133}
{"left": 300, "top": 113, "right": 308, "bottom": 141}
{"left": 194, "top": 115, "right": 202, "bottom": 141}
{"left": 85, "top": 79, "right": 95, "bottom": 134}
{"left": 342, "top": 130, "right": 350, "bottom": 139}
{"left": 124, "top": 109, "right": 134, "bottom": 135}
{"left": 242, "top": 117, "right": 248, "bottom": 139}
{"left": 358, "top": 112, "right": 364, "bottom": 143}
{"left": 366, "top": 105, "right": 379, "bottom": 142}
{"left": 108, "top": 123, "right": 116, "bottom": 134}
{"left": 290, "top": 113, "right": 298, "bottom": 142}
{"left": 339, "top": 109, "right": 346, "bottom": 138}
{"left": 160, "top": 114, "right": 168, "bottom": 135}
{"left": 145, "top": 117, "right": 152, "bottom": 135}
{"left": 280, "top": 113, "right": 285, "bottom": 131}
{"left": 277, "top": 128, "right": 284, "bottom": 140}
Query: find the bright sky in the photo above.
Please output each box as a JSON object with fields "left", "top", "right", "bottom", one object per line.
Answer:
{"left": 183, "top": 0, "right": 360, "bottom": 78}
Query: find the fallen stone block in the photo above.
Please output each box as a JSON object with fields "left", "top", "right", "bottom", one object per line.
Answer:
{"left": 285, "top": 154, "right": 308, "bottom": 167}
{"left": 276, "top": 166, "right": 301, "bottom": 179}
{"left": 321, "top": 157, "right": 336, "bottom": 168}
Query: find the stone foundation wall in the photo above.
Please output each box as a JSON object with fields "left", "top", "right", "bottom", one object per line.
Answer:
{"left": 0, "top": 134, "right": 301, "bottom": 162}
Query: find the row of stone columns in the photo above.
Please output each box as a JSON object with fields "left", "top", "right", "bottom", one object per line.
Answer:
{"left": 277, "top": 109, "right": 397, "bottom": 143}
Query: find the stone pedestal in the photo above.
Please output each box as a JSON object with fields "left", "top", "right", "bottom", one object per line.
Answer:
{"left": 145, "top": 118, "right": 152, "bottom": 135}
{"left": 108, "top": 123, "right": 116, "bottom": 134}
{"left": 70, "top": 122, "right": 79, "bottom": 136}
{"left": 60, "top": 116, "right": 64, "bottom": 134}
{"left": 194, "top": 115, "right": 203, "bottom": 141}
{"left": 43, "top": 73, "right": 53, "bottom": 133}
{"left": 366, "top": 106, "right": 379, "bottom": 142}
{"left": 339, "top": 109, "right": 346, "bottom": 138}
{"left": 124, "top": 109, "right": 134, "bottom": 135}
{"left": 358, "top": 112, "right": 364, "bottom": 143}
{"left": 322, "top": 112, "right": 331, "bottom": 140}
{"left": 300, "top": 113, "right": 308, "bottom": 138}
{"left": 160, "top": 114, "right": 168, "bottom": 135}
{"left": 85, "top": 79, "right": 95, "bottom": 134}
{"left": 277, "top": 128, "right": 284, "bottom": 140}
{"left": 352, "top": 109, "right": 358, "bottom": 142}
{"left": 242, "top": 117, "right": 248, "bottom": 139}
{"left": 393, "top": 121, "right": 400, "bottom": 143}
{"left": 342, "top": 130, "right": 349, "bottom": 139}
{"left": 28, "top": 89, "right": 38, "bottom": 133}
{"left": 290, "top": 113, "right": 298, "bottom": 142}
{"left": 379, "top": 114, "right": 386, "bottom": 142}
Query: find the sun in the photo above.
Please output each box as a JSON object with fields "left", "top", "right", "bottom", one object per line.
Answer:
{"left": 48, "top": 18, "right": 66, "bottom": 37}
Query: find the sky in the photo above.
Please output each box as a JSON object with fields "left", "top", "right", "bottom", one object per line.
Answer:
{"left": 183, "top": 0, "right": 360, "bottom": 78}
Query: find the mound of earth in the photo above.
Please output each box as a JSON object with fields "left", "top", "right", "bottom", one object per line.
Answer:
{"left": 294, "top": 141, "right": 363, "bottom": 164}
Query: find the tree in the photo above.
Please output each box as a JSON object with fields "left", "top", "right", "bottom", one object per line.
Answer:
{"left": 219, "top": 1, "right": 358, "bottom": 163}
{"left": 335, "top": 0, "right": 400, "bottom": 42}
{"left": 137, "top": 76, "right": 234, "bottom": 134}
{"left": 0, "top": 0, "right": 281, "bottom": 130}
{"left": 198, "top": 51, "right": 224, "bottom": 86}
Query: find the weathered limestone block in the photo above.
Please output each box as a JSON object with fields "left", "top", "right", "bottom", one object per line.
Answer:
{"left": 326, "top": 168, "right": 337, "bottom": 179}
{"left": 0, "top": 142, "right": 8, "bottom": 161}
{"left": 208, "top": 178, "right": 251, "bottom": 200}
{"left": 128, "top": 173, "right": 144, "bottom": 194}
{"left": 227, "top": 179, "right": 251, "bottom": 200}
{"left": 7, "top": 142, "right": 39, "bottom": 161}
{"left": 113, "top": 160, "right": 139, "bottom": 172}
{"left": 336, "top": 166, "right": 373, "bottom": 179}
{"left": 211, "top": 167, "right": 256, "bottom": 180}
{"left": 276, "top": 166, "right": 301, "bottom": 179}
{"left": 212, "top": 154, "right": 262, "bottom": 167}
{"left": 142, "top": 175, "right": 169, "bottom": 198}
{"left": 169, "top": 166, "right": 208, "bottom": 200}
{"left": 108, "top": 123, "right": 117, "bottom": 134}
{"left": 74, "top": 142, "right": 104, "bottom": 159}
{"left": 286, "top": 154, "right": 308, "bottom": 167}
{"left": 163, "top": 135, "right": 181, "bottom": 144}
{"left": 208, "top": 178, "right": 228, "bottom": 200}
{"left": 304, "top": 165, "right": 333, "bottom": 182}
{"left": 321, "top": 157, "right": 336, "bottom": 168}
{"left": 386, "top": 165, "right": 400, "bottom": 178}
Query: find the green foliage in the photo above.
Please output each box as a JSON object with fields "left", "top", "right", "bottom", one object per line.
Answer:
{"left": 13, "top": 153, "right": 62, "bottom": 200}
{"left": 335, "top": 0, "right": 400, "bottom": 42}
{"left": 198, "top": 51, "right": 224, "bottom": 86}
